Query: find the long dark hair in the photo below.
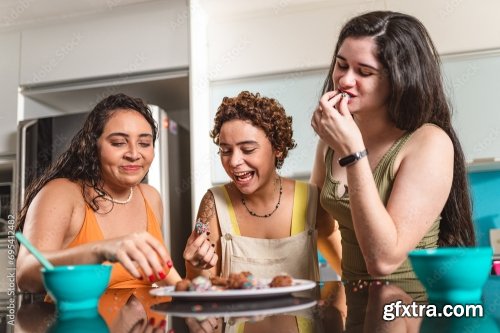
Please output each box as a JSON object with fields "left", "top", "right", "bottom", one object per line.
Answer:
{"left": 16, "top": 93, "right": 158, "bottom": 232}
{"left": 323, "top": 11, "right": 474, "bottom": 246}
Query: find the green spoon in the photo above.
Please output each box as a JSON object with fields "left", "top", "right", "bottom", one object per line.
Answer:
{"left": 16, "top": 232, "right": 54, "bottom": 270}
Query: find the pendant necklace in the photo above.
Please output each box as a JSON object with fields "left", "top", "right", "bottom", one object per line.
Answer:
{"left": 97, "top": 187, "right": 134, "bottom": 205}
{"left": 241, "top": 177, "right": 282, "bottom": 218}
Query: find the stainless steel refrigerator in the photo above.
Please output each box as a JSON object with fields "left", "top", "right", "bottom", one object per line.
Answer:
{"left": 16, "top": 106, "right": 192, "bottom": 276}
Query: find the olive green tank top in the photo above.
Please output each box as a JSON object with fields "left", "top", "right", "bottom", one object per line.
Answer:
{"left": 320, "top": 131, "right": 440, "bottom": 294}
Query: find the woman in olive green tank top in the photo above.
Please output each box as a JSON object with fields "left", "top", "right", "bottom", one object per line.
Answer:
{"left": 310, "top": 11, "right": 475, "bottom": 283}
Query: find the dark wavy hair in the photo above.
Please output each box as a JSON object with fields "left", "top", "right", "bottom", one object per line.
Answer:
{"left": 16, "top": 93, "right": 157, "bottom": 231}
{"left": 322, "top": 11, "right": 474, "bottom": 246}
{"left": 210, "top": 91, "right": 296, "bottom": 169}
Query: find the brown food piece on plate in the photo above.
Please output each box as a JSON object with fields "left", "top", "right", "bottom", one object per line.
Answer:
{"left": 227, "top": 272, "right": 250, "bottom": 289}
{"left": 175, "top": 279, "right": 192, "bottom": 291}
{"left": 210, "top": 276, "right": 229, "bottom": 288}
{"left": 269, "top": 275, "right": 293, "bottom": 288}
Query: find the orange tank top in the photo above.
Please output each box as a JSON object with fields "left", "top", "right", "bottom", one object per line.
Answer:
{"left": 66, "top": 185, "right": 164, "bottom": 289}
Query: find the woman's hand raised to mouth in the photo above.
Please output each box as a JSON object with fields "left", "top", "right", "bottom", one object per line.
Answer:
{"left": 311, "top": 90, "right": 364, "bottom": 157}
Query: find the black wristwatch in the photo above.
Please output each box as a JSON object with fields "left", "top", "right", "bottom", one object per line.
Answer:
{"left": 338, "top": 149, "right": 368, "bottom": 167}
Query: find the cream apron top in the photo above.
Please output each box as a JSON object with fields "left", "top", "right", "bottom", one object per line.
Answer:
{"left": 210, "top": 181, "right": 320, "bottom": 281}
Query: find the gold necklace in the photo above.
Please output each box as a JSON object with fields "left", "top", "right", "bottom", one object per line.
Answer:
{"left": 97, "top": 187, "right": 134, "bottom": 205}
{"left": 241, "top": 177, "right": 282, "bottom": 218}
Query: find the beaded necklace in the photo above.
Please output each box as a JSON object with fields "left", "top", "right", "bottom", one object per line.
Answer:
{"left": 97, "top": 187, "right": 134, "bottom": 205}
{"left": 240, "top": 177, "right": 282, "bottom": 218}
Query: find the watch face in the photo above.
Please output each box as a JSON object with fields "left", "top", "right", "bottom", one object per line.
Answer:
{"left": 338, "top": 150, "right": 367, "bottom": 167}
{"left": 339, "top": 155, "right": 357, "bottom": 167}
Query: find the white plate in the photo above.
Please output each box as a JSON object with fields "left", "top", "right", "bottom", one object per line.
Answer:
{"left": 149, "top": 279, "right": 316, "bottom": 300}
{"left": 151, "top": 297, "right": 317, "bottom": 318}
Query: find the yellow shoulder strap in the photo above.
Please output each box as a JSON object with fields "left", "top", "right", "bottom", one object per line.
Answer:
{"left": 291, "top": 181, "right": 308, "bottom": 236}
{"left": 296, "top": 316, "right": 313, "bottom": 333}
{"left": 222, "top": 186, "right": 241, "bottom": 236}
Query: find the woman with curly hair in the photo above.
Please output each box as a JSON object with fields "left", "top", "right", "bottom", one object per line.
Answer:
{"left": 183, "top": 91, "right": 342, "bottom": 280}
{"left": 16, "top": 93, "right": 181, "bottom": 292}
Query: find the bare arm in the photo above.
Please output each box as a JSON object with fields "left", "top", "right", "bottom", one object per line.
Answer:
{"left": 17, "top": 179, "right": 103, "bottom": 292}
{"left": 310, "top": 140, "right": 342, "bottom": 276}
{"left": 17, "top": 179, "right": 174, "bottom": 292}
{"left": 184, "top": 190, "right": 220, "bottom": 279}
{"left": 313, "top": 93, "right": 453, "bottom": 276}
{"left": 317, "top": 205, "right": 342, "bottom": 277}
{"left": 347, "top": 126, "right": 453, "bottom": 276}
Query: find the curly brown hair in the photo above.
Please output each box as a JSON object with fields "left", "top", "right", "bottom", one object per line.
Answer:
{"left": 210, "top": 91, "right": 296, "bottom": 169}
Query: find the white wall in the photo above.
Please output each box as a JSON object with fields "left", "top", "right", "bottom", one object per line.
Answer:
{"left": 206, "top": 0, "right": 500, "bottom": 80}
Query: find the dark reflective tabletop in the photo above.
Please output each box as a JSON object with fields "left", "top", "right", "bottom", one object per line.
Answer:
{"left": 7, "top": 276, "right": 500, "bottom": 333}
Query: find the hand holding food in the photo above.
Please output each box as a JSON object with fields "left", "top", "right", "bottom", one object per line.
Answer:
{"left": 194, "top": 218, "right": 210, "bottom": 235}
{"left": 183, "top": 220, "right": 218, "bottom": 270}
{"left": 99, "top": 231, "right": 172, "bottom": 282}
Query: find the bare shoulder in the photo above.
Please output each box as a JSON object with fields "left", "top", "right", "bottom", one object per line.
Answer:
{"left": 139, "top": 183, "right": 162, "bottom": 206}
{"left": 138, "top": 184, "right": 163, "bottom": 219}
{"left": 396, "top": 124, "right": 454, "bottom": 173}
{"left": 198, "top": 190, "right": 216, "bottom": 222}
{"left": 37, "top": 178, "right": 83, "bottom": 202}
{"left": 24, "top": 178, "right": 84, "bottom": 246}
{"left": 403, "top": 124, "right": 453, "bottom": 157}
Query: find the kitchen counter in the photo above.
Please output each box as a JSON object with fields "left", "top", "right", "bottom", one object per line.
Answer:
{"left": 6, "top": 276, "right": 500, "bottom": 333}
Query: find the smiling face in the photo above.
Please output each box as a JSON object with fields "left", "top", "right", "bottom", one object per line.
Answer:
{"left": 97, "top": 109, "right": 154, "bottom": 189}
{"left": 333, "top": 36, "right": 390, "bottom": 115}
{"left": 218, "top": 119, "right": 279, "bottom": 195}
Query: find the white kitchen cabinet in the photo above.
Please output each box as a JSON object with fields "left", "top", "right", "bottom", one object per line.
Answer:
{"left": 442, "top": 50, "right": 500, "bottom": 163}
{"left": 385, "top": 0, "right": 500, "bottom": 54}
{"left": 0, "top": 32, "right": 20, "bottom": 155}
{"left": 20, "top": 1, "right": 188, "bottom": 85}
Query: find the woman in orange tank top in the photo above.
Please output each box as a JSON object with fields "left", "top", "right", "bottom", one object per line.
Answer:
{"left": 16, "top": 93, "right": 181, "bottom": 292}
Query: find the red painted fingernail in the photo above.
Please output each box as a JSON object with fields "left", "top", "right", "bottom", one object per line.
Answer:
{"left": 148, "top": 317, "right": 155, "bottom": 325}
{"left": 167, "top": 260, "right": 173, "bottom": 268}
{"left": 211, "top": 244, "right": 215, "bottom": 247}
{"left": 149, "top": 275, "right": 156, "bottom": 282}
{"left": 206, "top": 231, "right": 210, "bottom": 235}
{"left": 160, "top": 319, "right": 166, "bottom": 328}
{"left": 159, "top": 271, "right": 166, "bottom": 279}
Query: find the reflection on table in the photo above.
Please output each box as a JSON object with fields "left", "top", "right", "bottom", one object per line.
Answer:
{"left": 12, "top": 276, "right": 500, "bottom": 333}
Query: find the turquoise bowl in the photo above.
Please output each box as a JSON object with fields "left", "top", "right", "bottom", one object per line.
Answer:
{"left": 42, "top": 264, "right": 111, "bottom": 314}
{"left": 408, "top": 247, "right": 493, "bottom": 304}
